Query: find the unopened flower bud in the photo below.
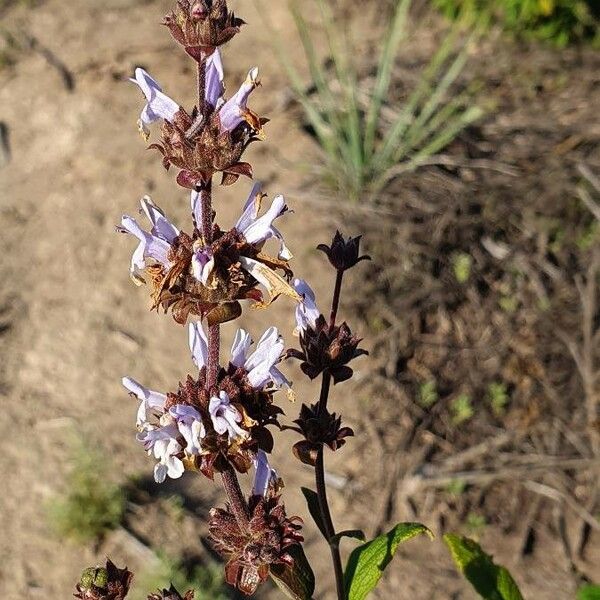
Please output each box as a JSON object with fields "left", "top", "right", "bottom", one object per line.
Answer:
{"left": 287, "top": 316, "right": 368, "bottom": 384}
{"left": 147, "top": 585, "right": 194, "bottom": 600}
{"left": 317, "top": 230, "right": 371, "bottom": 272}
{"left": 74, "top": 560, "right": 133, "bottom": 600}
{"left": 190, "top": 0, "right": 208, "bottom": 21}
{"left": 288, "top": 403, "right": 354, "bottom": 466}
{"left": 80, "top": 567, "right": 109, "bottom": 591}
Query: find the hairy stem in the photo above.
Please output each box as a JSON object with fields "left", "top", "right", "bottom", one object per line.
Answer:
{"left": 195, "top": 62, "right": 250, "bottom": 531}
{"left": 197, "top": 58, "right": 206, "bottom": 113}
{"left": 329, "top": 269, "right": 344, "bottom": 329}
{"left": 222, "top": 464, "right": 251, "bottom": 529}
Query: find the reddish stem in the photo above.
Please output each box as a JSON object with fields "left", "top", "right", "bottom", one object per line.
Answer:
{"left": 222, "top": 464, "right": 251, "bottom": 529}
{"left": 195, "top": 59, "right": 250, "bottom": 531}
{"left": 329, "top": 269, "right": 344, "bottom": 330}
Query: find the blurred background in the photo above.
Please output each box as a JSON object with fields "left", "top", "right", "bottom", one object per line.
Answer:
{"left": 0, "top": 0, "right": 599, "bottom": 598}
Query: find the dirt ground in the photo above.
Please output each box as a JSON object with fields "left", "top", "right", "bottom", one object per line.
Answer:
{"left": 0, "top": 1, "right": 597, "bottom": 599}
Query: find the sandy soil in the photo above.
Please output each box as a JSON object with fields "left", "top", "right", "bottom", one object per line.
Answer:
{"left": 0, "top": 1, "right": 593, "bottom": 599}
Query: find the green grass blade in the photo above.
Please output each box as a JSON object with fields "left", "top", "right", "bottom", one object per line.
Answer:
{"left": 363, "top": 0, "right": 411, "bottom": 159}
{"left": 375, "top": 25, "right": 459, "bottom": 168}
{"left": 289, "top": 1, "right": 353, "bottom": 167}
{"left": 254, "top": 0, "right": 343, "bottom": 168}
{"left": 398, "top": 36, "right": 474, "bottom": 160}
{"left": 315, "top": 0, "right": 364, "bottom": 188}
{"left": 406, "top": 105, "right": 483, "bottom": 166}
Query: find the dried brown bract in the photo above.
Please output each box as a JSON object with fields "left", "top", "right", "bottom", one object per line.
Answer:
{"left": 287, "top": 402, "right": 354, "bottom": 466}
{"left": 209, "top": 495, "right": 303, "bottom": 595}
{"left": 163, "top": 0, "right": 245, "bottom": 61}
{"left": 288, "top": 315, "right": 368, "bottom": 384}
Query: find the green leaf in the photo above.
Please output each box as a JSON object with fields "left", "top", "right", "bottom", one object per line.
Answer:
{"left": 331, "top": 530, "right": 366, "bottom": 545}
{"left": 301, "top": 487, "right": 328, "bottom": 540}
{"left": 578, "top": 585, "right": 600, "bottom": 600}
{"left": 344, "top": 522, "right": 432, "bottom": 600}
{"left": 270, "top": 544, "right": 315, "bottom": 600}
{"left": 444, "top": 534, "right": 524, "bottom": 600}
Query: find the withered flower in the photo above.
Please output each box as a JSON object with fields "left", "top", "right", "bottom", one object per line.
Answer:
{"left": 74, "top": 559, "right": 133, "bottom": 600}
{"left": 118, "top": 188, "right": 299, "bottom": 325}
{"left": 147, "top": 586, "right": 194, "bottom": 600}
{"left": 317, "top": 230, "right": 371, "bottom": 272}
{"left": 287, "top": 403, "right": 354, "bottom": 467}
{"left": 289, "top": 280, "right": 367, "bottom": 383}
{"left": 209, "top": 453, "right": 302, "bottom": 596}
{"left": 123, "top": 321, "right": 292, "bottom": 482}
{"left": 163, "top": 0, "right": 245, "bottom": 61}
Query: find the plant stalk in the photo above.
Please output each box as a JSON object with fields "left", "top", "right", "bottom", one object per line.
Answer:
{"left": 315, "top": 435, "right": 345, "bottom": 600}
{"left": 329, "top": 269, "right": 345, "bottom": 329}
{"left": 222, "top": 464, "right": 251, "bottom": 529}
{"left": 196, "top": 58, "right": 250, "bottom": 531}
{"left": 314, "top": 266, "right": 349, "bottom": 598}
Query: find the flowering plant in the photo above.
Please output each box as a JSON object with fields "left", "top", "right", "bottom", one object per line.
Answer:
{"left": 74, "top": 2, "right": 528, "bottom": 600}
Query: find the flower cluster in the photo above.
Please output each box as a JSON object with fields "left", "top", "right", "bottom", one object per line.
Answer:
{"left": 131, "top": 48, "right": 265, "bottom": 188}
{"left": 124, "top": 322, "right": 291, "bottom": 481}
{"left": 118, "top": 184, "right": 299, "bottom": 324}
{"left": 209, "top": 452, "right": 303, "bottom": 595}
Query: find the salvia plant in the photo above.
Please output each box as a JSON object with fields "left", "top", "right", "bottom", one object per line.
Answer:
{"left": 74, "top": 1, "right": 530, "bottom": 599}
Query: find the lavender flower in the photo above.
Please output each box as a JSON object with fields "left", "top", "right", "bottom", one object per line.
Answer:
{"left": 169, "top": 404, "right": 205, "bottom": 455}
{"left": 293, "top": 278, "right": 320, "bottom": 333}
{"left": 130, "top": 68, "right": 180, "bottom": 137}
{"left": 218, "top": 67, "right": 260, "bottom": 132}
{"left": 235, "top": 182, "right": 292, "bottom": 260}
{"left": 205, "top": 49, "right": 225, "bottom": 109}
{"left": 209, "top": 391, "right": 248, "bottom": 441}
{"left": 122, "top": 376, "right": 167, "bottom": 428}
{"left": 251, "top": 450, "right": 278, "bottom": 498}
{"left": 118, "top": 196, "right": 179, "bottom": 284}
{"left": 138, "top": 424, "right": 185, "bottom": 483}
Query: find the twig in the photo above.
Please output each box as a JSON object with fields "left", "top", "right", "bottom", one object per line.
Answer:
{"left": 413, "top": 456, "right": 600, "bottom": 488}
{"left": 523, "top": 481, "right": 600, "bottom": 533}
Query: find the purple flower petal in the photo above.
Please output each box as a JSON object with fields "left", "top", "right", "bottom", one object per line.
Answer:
{"left": 240, "top": 194, "right": 292, "bottom": 260}
{"left": 141, "top": 196, "right": 179, "bottom": 243}
{"left": 122, "top": 376, "right": 167, "bottom": 427}
{"left": 191, "top": 246, "right": 214, "bottom": 285}
{"left": 130, "top": 68, "right": 180, "bottom": 135}
{"left": 245, "top": 327, "right": 285, "bottom": 388}
{"left": 189, "top": 322, "right": 209, "bottom": 369}
{"left": 252, "top": 450, "right": 277, "bottom": 497}
{"left": 230, "top": 328, "right": 253, "bottom": 368}
{"left": 209, "top": 391, "right": 247, "bottom": 441}
{"left": 205, "top": 49, "right": 224, "bottom": 108}
{"left": 294, "top": 279, "right": 320, "bottom": 332}
{"left": 169, "top": 404, "right": 205, "bottom": 455}
{"left": 235, "top": 182, "right": 263, "bottom": 233}
{"left": 218, "top": 67, "right": 259, "bottom": 132}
